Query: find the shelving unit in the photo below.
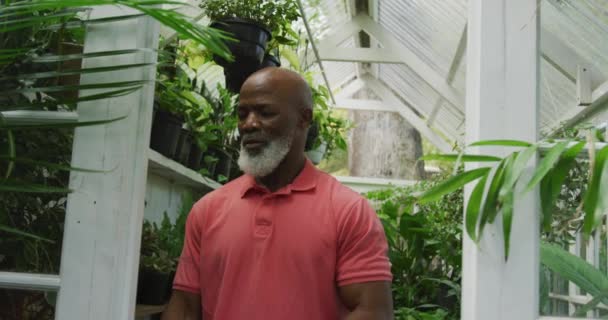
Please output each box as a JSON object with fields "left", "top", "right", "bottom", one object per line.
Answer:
{"left": 147, "top": 148, "right": 222, "bottom": 191}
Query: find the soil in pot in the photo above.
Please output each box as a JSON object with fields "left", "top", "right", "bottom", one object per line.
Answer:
{"left": 136, "top": 269, "right": 174, "bottom": 305}
{"left": 149, "top": 106, "right": 183, "bottom": 158}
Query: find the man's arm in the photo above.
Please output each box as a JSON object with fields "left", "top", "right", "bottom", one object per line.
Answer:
{"left": 161, "top": 290, "right": 201, "bottom": 320}
{"left": 339, "top": 281, "right": 393, "bottom": 320}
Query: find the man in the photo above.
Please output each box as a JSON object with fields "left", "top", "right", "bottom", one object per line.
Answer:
{"left": 161, "top": 67, "right": 393, "bottom": 320}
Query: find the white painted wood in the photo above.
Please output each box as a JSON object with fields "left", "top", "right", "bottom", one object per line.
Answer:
{"left": 334, "top": 78, "right": 366, "bottom": 100}
{"left": 541, "top": 28, "right": 606, "bottom": 90}
{"left": 144, "top": 174, "right": 193, "bottom": 224}
{"left": 335, "top": 175, "right": 416, "bottom": 194}
{"left": 463, "top": 0, "right": 540, "bottom": 319}
{"left": 362, "top": 74, "right": 453, "bottom": 153}
{"left": 317, "top": 47, "right": 402, "bottom": 64}
{"left": 577, "top": 65, "right": 593, "bottom": 106}
{"left": 0, "top": 272, "right": 60, "bottom": 291}
{"left": 428, "top": 25, "right": 467, "bottom": 126}
{"left": 354, "top": 14, "right": 465, "bottom": 110}
{"left": 148, "top": 148, "right": 221, "bottom": 190}
{"left": 549, "top": 293, "right": 608, "bottom": 311}
{"left": 55, "top": 5, "right": 160, "bottom": 320}
{"left": 315, "top": 20, "right": 360, "bottom": 52}
{"left": 335, "top": 98, "right": 396, "bottom": 113}
{"left": 1, "top": 111, "right": 78, "bottom": 125}
{"left": 548, "top": 80, "right": 608, "bottom": 136}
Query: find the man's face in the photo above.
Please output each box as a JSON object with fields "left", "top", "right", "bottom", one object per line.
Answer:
{"left": 236, "top": 80, "right": 298, "bottom": 177}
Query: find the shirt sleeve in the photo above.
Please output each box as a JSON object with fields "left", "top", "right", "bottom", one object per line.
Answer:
{"left": 173, "top": 202, "right": 203, "bottom": 294}
{"left": 336, "top": 197, "right": 392, "bottom": 287}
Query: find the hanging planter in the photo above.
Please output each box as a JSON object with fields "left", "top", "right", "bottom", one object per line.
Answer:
{"left": 210, "top": 19, "right": 271, "bottom": 92}
{"left": 260, "top": 53, "right": 281, "bottom": 69}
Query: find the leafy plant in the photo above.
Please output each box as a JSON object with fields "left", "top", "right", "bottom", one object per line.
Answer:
{"left": 139, "top": 192, "right": 195, "bottom": 273}
{"left": 366, "top": 177, "right": 463, "bottom": 320}
{"left": 281, "top": 47, "right": 351, "bottom": 158}
{"left": 419, "top": 136, "right": 608, "bottom": 260}
{"left": 199, "top": 0, "right": 301, "bottom": 52}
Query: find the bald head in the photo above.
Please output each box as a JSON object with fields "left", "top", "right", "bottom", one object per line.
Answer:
{"left": 241, "top": 67, "right": 313, "bottom": 113}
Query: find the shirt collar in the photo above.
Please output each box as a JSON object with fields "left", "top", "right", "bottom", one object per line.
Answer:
{"left": 239, "top": 159, "right": 318, "bottom": 198}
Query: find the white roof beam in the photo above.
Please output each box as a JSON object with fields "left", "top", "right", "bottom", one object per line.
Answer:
{"left": 316, "top": 19, "right": 361, "bottom": 50}
{"left": 335, "top": 98, "right": 396, "bottom": 113}
{"left": 354, "top": 14, "right": 465, "bottom": 110}
{"left": 428, "top": 25, "right": 468, "bottom": 126}
{"left": 361, "top": 74, "right": 453, "bottom": 153}
{"left": 548, "top": 80, "right": 608, "bottom": 136}
{"left": 541, "top": 28, "right": 606, "bottom": 90}
{"left": 334, "top": 78, "right": 366, "bottom": 100}
{"left": 317, "top": 47, "right": 402, "bottom": 64}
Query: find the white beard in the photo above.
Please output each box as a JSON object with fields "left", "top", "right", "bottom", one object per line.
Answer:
{"left": 237, "top": 129, "right": 294, "bottom": 178}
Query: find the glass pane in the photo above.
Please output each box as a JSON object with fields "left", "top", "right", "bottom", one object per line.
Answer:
{"left": 0, "top": 288, "right": 56, "bottom": 320}
{"left": 0, "top": 128, "right": 72, "bottom": 274}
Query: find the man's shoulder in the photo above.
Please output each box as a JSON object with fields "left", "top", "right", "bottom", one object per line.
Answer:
{"left": 315, "top": 171, "right": 367, "bottom": 209}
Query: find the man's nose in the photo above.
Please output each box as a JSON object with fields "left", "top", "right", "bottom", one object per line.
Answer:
{"left": 240, "top": 112, "right": 261, "bottom": 133}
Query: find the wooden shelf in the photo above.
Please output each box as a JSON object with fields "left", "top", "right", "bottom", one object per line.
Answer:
{"left": 147, "top": 148, "right": 222, "bottom": 191}
{"left": 135, "top": 304, "right": 166, "bottom": 317}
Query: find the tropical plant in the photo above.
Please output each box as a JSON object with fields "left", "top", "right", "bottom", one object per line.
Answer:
{"left": 281, "top": 47, "right": 350, "bottom": 158}
{"left": 0, "top": 0, "right": 231, "bottom": 238}
{"left": 419, "top": 134, "right": 608, "bottom": 261}
{"left": 199, "top": 0, "right": 301, "bottom": 52}
{"left": 367, "top": 178, "right": 462, "bottom": 320}
{"left": 140, "top": 192, "right": 195, "bottom": 273}
{"left": 540, "top": 241, "right": 608, "bottom": 317}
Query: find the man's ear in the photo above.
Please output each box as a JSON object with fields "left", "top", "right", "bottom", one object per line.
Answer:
{"left": 299, "top": 108, "right": 313, "bottom": 129}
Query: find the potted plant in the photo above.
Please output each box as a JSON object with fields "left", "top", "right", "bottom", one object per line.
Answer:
{"left": 149, "top": 46, "right": 189, "bottom": 159}
{"left": 182, "top": 81, "right": 240, "bottom": 182}
{"left": 304, "top": 81, "right": 350, "bottom": 164}
{"left": 199, "top": 0, "right": 300, "bottom": 91}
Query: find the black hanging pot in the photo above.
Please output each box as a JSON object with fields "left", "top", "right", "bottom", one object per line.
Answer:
{"left": 210, "top": 19, "right": 271, "bottom": 92}
{"left": 149, "top": 105, "right": 183, "bottom": 158}
{"left": 259, "top": 54, "right": 281, "bottom": 69}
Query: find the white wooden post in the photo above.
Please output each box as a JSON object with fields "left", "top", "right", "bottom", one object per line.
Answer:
{"left": 463, "top": 0, "right": 540, "bottom": 319}
{"left": 55, "top": 6, "right": 159, "bottom": 320}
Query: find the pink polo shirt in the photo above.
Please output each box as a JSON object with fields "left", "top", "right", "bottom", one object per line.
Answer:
{"left": 173, "top": 160, "right": 392, "bottom": 320}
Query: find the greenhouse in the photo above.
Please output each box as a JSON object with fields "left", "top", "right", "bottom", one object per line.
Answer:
{"left": 0, "top": 0, "right": 607, "bottom": 319}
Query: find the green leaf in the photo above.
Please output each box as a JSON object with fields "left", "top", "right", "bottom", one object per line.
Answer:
{"left": 522, "top": 141, "right": 569, "bottom": 194}
{"left": 5, "top": 129, "right": 16, "bottom": 179}
{"left": 0, "top": 63, "right": 156, "bottom": 81}
{"left": 499, "top": 144, "right": 538, "bottom": 201}
{"left": 0, "top": 181, "right": 72, "bottom": 193}
{"left": 0, "top": 115, "right": 127, "bottom": 130}
{"left": 582, "top": 146, "right": 608, "bottom": 237}
{"left": 479, "top": 155, "right": 511, "bottom": 234}
{"left": 0, "top": 224, "right": 54, "bottom": 243}
{"left": 420, "top": 154, "right": 502, "bottom": 162}
{"left": 539, "top": 141, "right": 585, "bottom": 231}
{"left": 541, "top": 242, "right": 608, "bottom": 309}
{"left": 469, "top": 140, "right": 532, "bottom": 147}
{"left": 4, "top": 80, "right": 150, "bottom": 94}
{"left": 418, "top": 167, "right": 490, "bottom": 204}
{"left": 502, "top": 190, "right": 514, "bottom": 261}
{"left": 466, "top": 174, "right": 487, "bottom": 242}
{"left": 0, "top": 156, "right": 104, "bottom": 173}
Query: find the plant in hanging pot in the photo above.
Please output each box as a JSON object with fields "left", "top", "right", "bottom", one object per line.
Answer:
{"left": 149, "top": 48, "right": 190, "bottom": 159}
{"left": 137, "top": 219, "right": 179, "bottom": 306}
{"left": 199, "top": 0, "right": 300, "bottom": 91}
